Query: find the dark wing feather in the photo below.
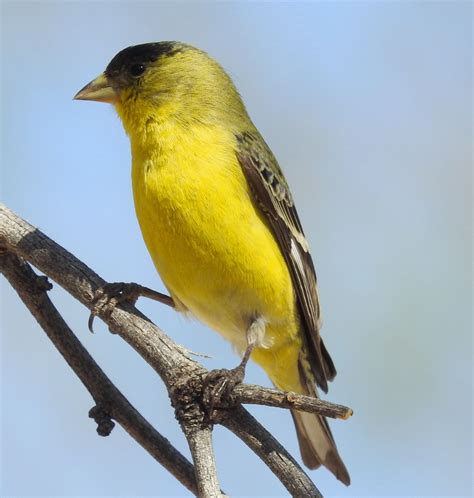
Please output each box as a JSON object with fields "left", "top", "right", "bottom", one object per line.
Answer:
{"left": 236, "top": 131, "right": 336, "bottom": 392}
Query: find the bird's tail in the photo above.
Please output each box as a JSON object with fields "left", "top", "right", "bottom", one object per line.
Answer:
{"left": 252, "top": 339, "right": 350, "bottom": 485}
{"left": 290, "top": 358, "right": 351, "bottom": 486}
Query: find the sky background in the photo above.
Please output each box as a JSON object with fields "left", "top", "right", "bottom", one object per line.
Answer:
{"left": 1, "top": 1, "right": 472, "bottom": 497}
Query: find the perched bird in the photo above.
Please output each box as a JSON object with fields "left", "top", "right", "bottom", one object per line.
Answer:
{"left": 74, "top": 41, "right": 350, "bottom": 485}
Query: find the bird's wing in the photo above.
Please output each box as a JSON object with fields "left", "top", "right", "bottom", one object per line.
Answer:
{"left": 236, "top": 131, "right": 336, "bottom": 392}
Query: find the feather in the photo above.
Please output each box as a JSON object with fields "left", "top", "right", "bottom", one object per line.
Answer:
{"left": 236, "top": 130, "right": 336, "bottom": 392}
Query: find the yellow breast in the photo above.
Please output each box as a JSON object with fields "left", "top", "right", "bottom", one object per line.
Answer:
{"left": 131, "top": 121, "right": 300, "bottom": 361}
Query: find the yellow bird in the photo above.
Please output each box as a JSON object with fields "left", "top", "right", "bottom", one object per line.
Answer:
{"left": 75, "top": 42, "right": 350, "bottom": 485}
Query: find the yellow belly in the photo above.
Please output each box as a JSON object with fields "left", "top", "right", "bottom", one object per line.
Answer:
{"left": 131, "top": 125, "right": 302, "bottom": 390}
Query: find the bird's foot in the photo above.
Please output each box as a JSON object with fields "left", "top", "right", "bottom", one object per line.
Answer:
{"left": 88, "top": 282, "right": 142, "bottom": 332}
{"left": 88, "top": 282, "right": 174, "bottom": 332}
{"left": 202, "top": 364, "right": 245, "bottom": 416}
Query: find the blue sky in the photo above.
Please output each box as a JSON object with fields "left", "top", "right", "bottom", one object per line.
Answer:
{"left": 1, "top": 1, "right": 472, "bottom": 496}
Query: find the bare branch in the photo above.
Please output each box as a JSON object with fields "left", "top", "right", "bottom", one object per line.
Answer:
{"left": 185, "top": 426, "right": 222, "bottom": 497}
{"left": 234, "top": 384, "right": 353, "bottom": 419}
{"left": 218, "top": 406, "right": 323, "bottom": 498}
{"left": 0, "top": 251, "right": 198, "bottom": 495}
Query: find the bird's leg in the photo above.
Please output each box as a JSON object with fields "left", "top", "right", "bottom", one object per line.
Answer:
{"left": 203, "top": 317, "right": 265, "bottom": 415}
{"left": 88, "top": 282, "right": 175, "bottom": 332}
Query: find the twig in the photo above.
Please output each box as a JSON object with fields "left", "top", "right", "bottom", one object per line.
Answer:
{"left": 234, "top": 384, "right": 353, "bottom": 419}
{"left": 0, "top": 251, "right": 198, "bottom": 495}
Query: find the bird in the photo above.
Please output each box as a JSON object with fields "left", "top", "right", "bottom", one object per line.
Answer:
{"left": 74, "top": 41, "right": 350, "bottom": 485}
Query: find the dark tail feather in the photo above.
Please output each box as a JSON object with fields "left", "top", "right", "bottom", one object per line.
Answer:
{"left": 291, "top": 411, "right": 350, "bottom": 486}
{"left": 321, "top": 338, "right": 337, "bottom": 381}
{"left": 307, "top": 337, "right": 337, "bottom": 393}
{"left": 292, "top": 358, "right": 351, "bottom": 486}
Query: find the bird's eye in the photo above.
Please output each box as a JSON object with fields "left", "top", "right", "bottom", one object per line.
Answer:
{"left": 130, "top": 63, "right": 146, "bottom": 77}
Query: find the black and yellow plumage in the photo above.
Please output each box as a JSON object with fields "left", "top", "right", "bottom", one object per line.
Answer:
{"left": 75, "top": 41, "right": 350, "bottom": 485}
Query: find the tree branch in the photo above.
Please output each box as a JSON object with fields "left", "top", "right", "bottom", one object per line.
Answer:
{"left": 233, "top": 384, "right": 352, "bottom": 419}
{"left": 218, "top": 406, "right": 323, "bottom": 498}
{"left": 0, "top": 251, "right": 198, "bottom": 495}
{"left": 185, "top": 426, "right": 221, "bottom": 497}
{"left": 1, "top": 203, "right": 350, "bottom": 496}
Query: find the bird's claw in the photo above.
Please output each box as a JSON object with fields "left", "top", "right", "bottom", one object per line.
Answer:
{"left": 88, "top": 282, "right": 142, "bottom": 332}
{"left": 202, "top": 365, "right": 245, "bottom": 416}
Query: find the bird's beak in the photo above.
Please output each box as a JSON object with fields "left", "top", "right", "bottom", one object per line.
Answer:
{"left": 73, "top": 73, "right": 117, "bottom": 104}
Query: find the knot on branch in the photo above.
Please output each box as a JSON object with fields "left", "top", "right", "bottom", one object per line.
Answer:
{"left": 89, "top": 404, "right": 115, "bottom": 436}
{"left": 34, "top": 275, "right": 53, "bottom": 292}
{"left": 169, "top": 373, "right": 211, "bottom": 430}
{"left": 0, "top": 250, "right": 53, "bottom": 305}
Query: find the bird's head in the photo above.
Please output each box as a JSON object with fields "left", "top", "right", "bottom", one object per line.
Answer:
{"left": 74, "top": 42, "right": 249, "bottom": 137}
